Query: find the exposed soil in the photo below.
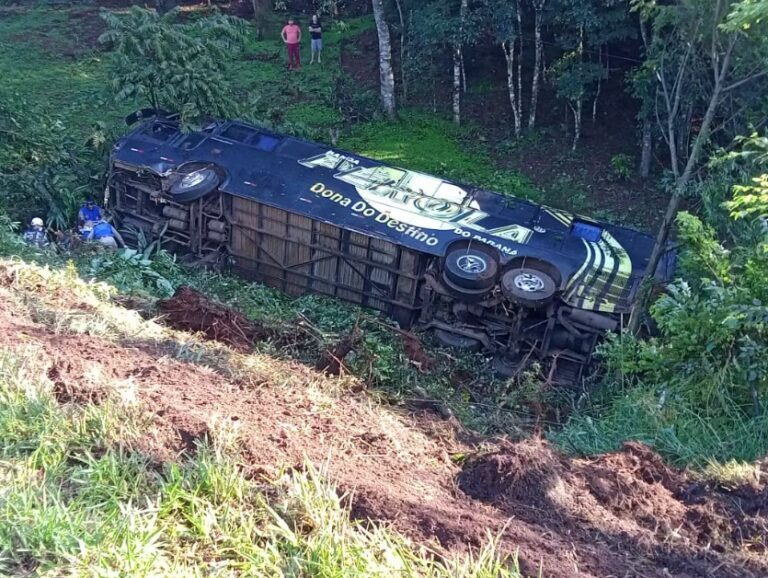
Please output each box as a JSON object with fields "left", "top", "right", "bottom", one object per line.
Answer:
{"left": 0, "top": 275, "right": 766, "bottom": 577}
{"left": 459, "top": 440, "right": 768, "bottom": 576}
{"left": 156, "top": 285, "right": 270, "bottom": 350}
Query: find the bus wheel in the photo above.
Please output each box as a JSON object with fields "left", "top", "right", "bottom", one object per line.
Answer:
{"left": 501, "top": 267, "right": 556, "bottom": 308}
{"left": 442, "top": 245, "right": 499, "bottom": 295}
{"left": 169, "top": 166, "right": 220, "bottom": 203}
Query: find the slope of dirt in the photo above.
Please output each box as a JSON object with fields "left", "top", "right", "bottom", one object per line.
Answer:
{"left": 0, "top": 277, "right": 766, "bottom": 577}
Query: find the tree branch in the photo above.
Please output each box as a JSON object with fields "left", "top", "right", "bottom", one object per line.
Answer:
{"left": 722, "top": 69, "right": 768, "bottom": 93}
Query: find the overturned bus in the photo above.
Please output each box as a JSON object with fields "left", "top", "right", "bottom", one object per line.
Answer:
{"left": 107, "top": 112, "right": 675, "bottom": 384}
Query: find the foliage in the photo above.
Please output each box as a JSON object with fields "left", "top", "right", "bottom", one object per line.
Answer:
{"left": 631, "top": 0, "right": 768, "bottom": 175}
{"left": 0, "top": 97, "right": 113, "bottom": 228}
{"left": 610, "top": 153, "right": 634, "bottom": 180}
{"left": 87, "top": 247, "right": 180, "bottom": 298}
{"left": 99, "top": 7, "right": 248, "bottom": 122}
{"left": 558, "top": 137, "right": 768, "bottom": 466}
{"left": 551, "top": 52, "right": 605, "bottom": 107}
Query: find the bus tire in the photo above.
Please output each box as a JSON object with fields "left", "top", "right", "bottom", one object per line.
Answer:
{"left": 169, "top": 166, "right": 220, "bottom": 203}
{"left": 502, "top": 267, "right": 556, "bottom": 308}
{"left": 442, "top": 246, "right": 499, "bottom": 293}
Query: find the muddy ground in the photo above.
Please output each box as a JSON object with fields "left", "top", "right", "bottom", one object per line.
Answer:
{"left": 1, "top": 276, "right": 766, "bottom": 578}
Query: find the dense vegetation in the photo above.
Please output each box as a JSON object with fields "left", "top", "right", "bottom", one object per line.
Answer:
{"left": 559, "top": 135, "right": 768, "bottom": 465}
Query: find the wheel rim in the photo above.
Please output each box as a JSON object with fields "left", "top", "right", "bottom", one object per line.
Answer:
{"left": 180, "top": 170, "right": 207, "bottom": 189}
{"left": 456, "top": 254, "right": 487, "bottom": 274}
{"left": 514, "top": 272, "right": 545, "bottom": 293}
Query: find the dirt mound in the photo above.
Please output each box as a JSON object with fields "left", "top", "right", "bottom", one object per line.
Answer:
{"left": 459, "top": 439, "right": 768, "bottom": 576}
{"left": 458, "top": 438, "right": 565, "bottom": 506}
{"left": 156, "top": 286, "right": 269, "bottom": 350}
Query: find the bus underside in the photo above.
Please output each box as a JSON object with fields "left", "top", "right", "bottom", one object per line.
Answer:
{"left": 109, "top": 164, "right": 616, "bottom": 385}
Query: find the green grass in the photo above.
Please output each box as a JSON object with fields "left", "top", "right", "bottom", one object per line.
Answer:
{"left": 0, "top": 346, "right": 522, "bottom": 577}
{"left": 554, "top": 379, "right": 768, "bottom": 468}
{"left": 341, "top": 111, "right": 541, "bottom": 201}
{"left": 0, "top": 7, "right": 127, "bottom": 139}
{"left": 0, "top": 6, "right": 370, "bottom": 141}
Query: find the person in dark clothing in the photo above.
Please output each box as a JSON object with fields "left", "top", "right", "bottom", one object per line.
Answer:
{"left": 22, "top": 217, "right": 49, "bottom": 249}
{"left": 309, "top": 15, "right": 322, "bottom": 64}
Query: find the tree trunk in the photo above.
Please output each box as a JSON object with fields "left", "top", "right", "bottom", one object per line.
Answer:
{"left": 572, "top": 100, "right": 582, "bottom": 150}
{"left": 453, "top": 46, "right": 462, "bottom": 125}
{"left": 592, "top": 46, "right": 602, "bottom": 121}
{"left": 628, "top": 36, "right": 737, "bottom": 333}
{"left": 394, "top": 0, "right": 407, "bottom": 104}
{"left": 572, "top": 26, "right": 584, "bottom": 149}
{"left": 529, "top": 2, "right": 544, "bottom": 129}
{"left": 251, "top": 0, "right": 266, "bottom": 39}
{"left": 503, "top": 41, "right": 522, "bottom": 138}
{"left": 372, "top": 0, "right": 396, "bottom": 119}
{"left": 516, "top": 0, "right": 523, "bottom": 126}
{"left": 640, "top": 119, "right": 652, "bottom": 178}
{"left": 453, "top": 0, "right": 469, "bottom": 125}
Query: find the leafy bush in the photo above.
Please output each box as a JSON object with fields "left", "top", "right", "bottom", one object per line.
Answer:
{"left": 558, "top": 148, "right": 768, "bottom": 466}
{"left": 87, "top": 248, "right": 180, "bottom": 298}
{"left": 99, "top": 7, "right": 248, "bottom": 123}
{"left": 610, "top": 153, "right": 633, "bottom": 180}
{"left": 0, "top": 98, "right": 111, "bottom": 228}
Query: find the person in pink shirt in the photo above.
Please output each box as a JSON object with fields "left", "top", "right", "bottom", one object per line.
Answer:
{"left": 281, "top": 18, "right": 302, "bottom": 70}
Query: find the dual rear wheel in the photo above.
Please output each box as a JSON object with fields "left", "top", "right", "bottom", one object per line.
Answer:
{"left": 441, "top": 244, "right": 557, "bottom": 307}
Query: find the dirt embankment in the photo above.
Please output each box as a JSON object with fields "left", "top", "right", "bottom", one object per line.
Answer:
{"left": 0, "top": 275, "right": 766, "bottom": 578}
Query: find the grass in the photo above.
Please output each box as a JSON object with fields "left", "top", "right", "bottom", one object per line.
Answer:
{"left": 0, "top": 6, "right": 127, "bottom": 139}
{"left": 0, "top": 212, "right": 536, "bottom": 435}
{"left": 0, "top": 6, "right": 368, "bottom": 139}
{"left": 0, "top": 253, "right": 525, "bottom": 577}
{"left": 342, "top": 110, "right": 541, "bottom": 202}
{"left": 554, "top": 378, "right": 768, "bottom": 469}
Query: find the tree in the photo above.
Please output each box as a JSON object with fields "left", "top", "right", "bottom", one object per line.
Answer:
{"left": 552, "top": 0, "right": 633, "bottom": 149}
{"left": 487, "top": 0, "right": 525, "bottom": 137}
{"left": 0, "top": 97, "right": 110, "bottom": 228}
{"left": 372, "top": 0, "right": 397, "bottom": 119}
{"left": 99, "top": 7, "right": 247, "bottom": 123}
{"left": 628, "top": 0, "right": 768, "bottom": 332}
{"left": 453, "top": 0, "right": 469, "bottom": 125}
{"left": 528, "top": 0, "right": 549, "bottom": 129}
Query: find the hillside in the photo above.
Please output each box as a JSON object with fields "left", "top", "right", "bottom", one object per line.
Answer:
{"left": 0, "top": 255, "right": 766, "bottom": 577}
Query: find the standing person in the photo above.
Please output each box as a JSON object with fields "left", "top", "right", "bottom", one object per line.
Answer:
{"left": 281, "top": 18, "right": 302, "bottom": 70}
{"left": 308, "top": 15, "right": 322, "bottom": 64}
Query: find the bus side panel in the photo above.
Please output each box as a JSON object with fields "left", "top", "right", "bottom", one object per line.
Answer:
{"left": 228, "top": 195, "right": 426, "bottom": 325}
